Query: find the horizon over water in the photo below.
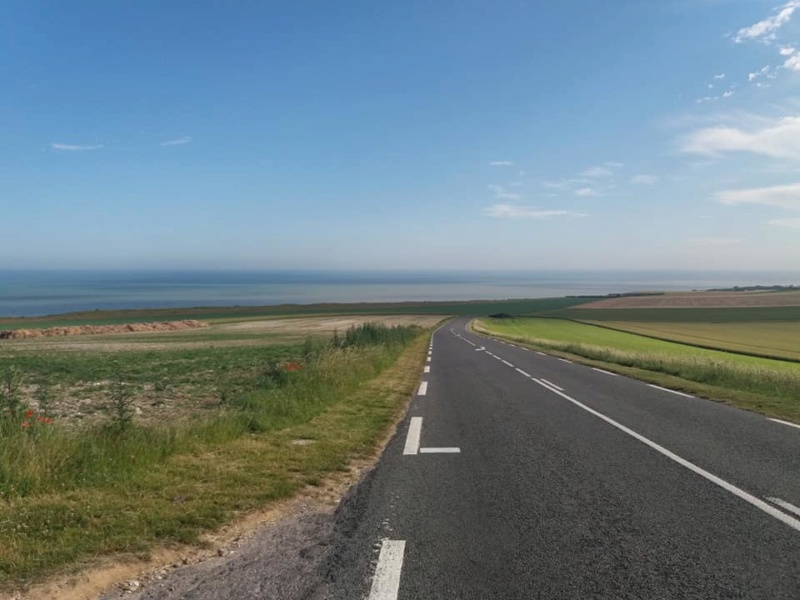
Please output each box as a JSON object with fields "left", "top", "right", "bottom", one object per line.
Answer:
{"left": 1, "top": 269, "right": 799, "bottom": 318}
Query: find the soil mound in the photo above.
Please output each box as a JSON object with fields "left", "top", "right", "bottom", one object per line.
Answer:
{"left": 0, "top": 320, "right": 207, "bottom": 340}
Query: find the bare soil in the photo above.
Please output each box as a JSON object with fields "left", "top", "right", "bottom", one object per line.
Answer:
{"left": 0, "top": 321, "right": 207, "bottom": 340}
{"left": 578, "top": 290, "right": 800, "bottom": 309}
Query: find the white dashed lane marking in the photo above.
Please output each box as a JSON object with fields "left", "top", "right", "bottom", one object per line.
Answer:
{"left": 403, "top": 417, "right": 422, "bottom": 455}
{"left": 368, "top": 540, "right": 406, "bottom": 600}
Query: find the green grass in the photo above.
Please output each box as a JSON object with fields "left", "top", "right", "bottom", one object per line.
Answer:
{"left": 584, "top": 321, "right": 800, "bottom": 362}
{"left": 0, "top": 297, "right": 591, "bottom": 330}
{"left": 0, "top": 323, "right": 427, "bottom": 589}
{"left": 475, "top": 317, "right": 800, "bottom": 422}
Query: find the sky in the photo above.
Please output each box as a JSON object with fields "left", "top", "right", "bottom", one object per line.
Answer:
{"left": 3, "top": 0, "right": 800, "bottom": 272}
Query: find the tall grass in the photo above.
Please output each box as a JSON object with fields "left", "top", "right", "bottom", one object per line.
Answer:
{"left": 0, "top": 323, "right": 422, "bottom": 501}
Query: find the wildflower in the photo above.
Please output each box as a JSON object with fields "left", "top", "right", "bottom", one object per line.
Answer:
{"left": 25, "top": 409, "right": 34, "bottom": 418}
{"left": 21, "top": 421, "right": 30, "bottom": 428}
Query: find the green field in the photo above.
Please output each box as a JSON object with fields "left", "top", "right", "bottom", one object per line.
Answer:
{"left": 0, "top": 297, "right": 592, "bottom": 331}
{"left": 475, "top": 317, "right": 800, "bottom": 421}
{"left": 586, "top": 321, "right": 800, "bottom": 362}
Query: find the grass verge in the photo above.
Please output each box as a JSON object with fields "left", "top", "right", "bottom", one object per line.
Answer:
{"left": 0, "top": 324, "right": 428, "bottom": 591}
{"left": 473, "top": 318, "right": 800, "bottom": 423}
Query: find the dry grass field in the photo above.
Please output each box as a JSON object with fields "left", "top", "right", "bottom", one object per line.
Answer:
{"left": 578, "top": 290, "right": 800, "bottom": 309}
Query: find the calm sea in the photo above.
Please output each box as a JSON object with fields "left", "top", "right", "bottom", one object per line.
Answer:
{"left": 1, "top": 270, "right": 798, "bottom": 318}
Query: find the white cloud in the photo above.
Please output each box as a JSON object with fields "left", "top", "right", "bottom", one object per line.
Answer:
{"left": 489, "top": 160, "right": 514, "bottom": 166}
{"left": 780, "top": 46, "right": 797, "bottom": 56}
{"left": 714, "top": 74, "right": 726, "bottom": 80}
{"left": 605, "top": 161, "right": 624, "bottom": 168}
{"left": 484, "top": 204, "right": 588, "bottom": 219}
{"left": 785, "top": 53, "right": 800, "bottom": 71}
{"left": 160, "top": 136, "right": 193, "bottom": 146}
{"left": 734, "top": 1, "right": 800, "bottom": 44}
{"left": 722, "top": 90, "right": 735, "bottom": 98}
{"left": 681, "top": 116, "right": 800, "bottom": 160}
{"left": 574, "top": 187, "right": 598, "bottom": 197}
{"left": 630, "top": 174, "right": 660, "bottom": 185}
{"left": 768, "top": 217, "right": 800, "bottom": 228}
{"left": 51, "top": 143, "right": 103, "bottom": 151}
{"left": 715, "top": 183, "right": 800, "bottom": 210}
{"left": 580, "top": 166, "right": 613, "bottom": 178}
{"left": 487, "top": 184, "right": 522, "bottom": 200}
{"left": 748, "top": 65, "right": 777, "bottom": 83}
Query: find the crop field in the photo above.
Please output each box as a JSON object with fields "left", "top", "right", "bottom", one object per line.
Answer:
{"left": 586, "top": 321, "right": 800, "bottom": 362}
{"left": 475, "top": 317, "right": 800, "bottom": 421}
{"left": 0, "top": 316, "right": 435, "bottom": 590}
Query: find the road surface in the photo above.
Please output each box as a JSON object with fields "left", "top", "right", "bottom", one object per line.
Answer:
{"left": 324, "top": 317, "right": 800, "bottom": 599}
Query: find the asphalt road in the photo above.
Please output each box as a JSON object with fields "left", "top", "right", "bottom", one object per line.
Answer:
{"left": 324, "top": 317, "right": 800, "bottom": 599}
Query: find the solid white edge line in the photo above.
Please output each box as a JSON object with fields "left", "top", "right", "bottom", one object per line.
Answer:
{"left": 529, "top": 379, "right": 800, "bottom": 533}
{"left": 540, "top": 378, "right": 563, "bottom": 391}
{"left": 403, "top": 417, "right": 422, "bottom": 456}
{"left": 515, "top": 368, "right": 531, "bottom": 378}
{"left": 502, "top": 360, "right": 514, "bottom": 367}
{"left": 535, "top": 351, "right": 546, "bottom": 356}
{"left": 648, "top": 384, "right": 694, "bottom": 399}
{"left": 766, "top": 497, "right": 800, "bottom": 518}
{"left": 557, "top": 358, "right": 572, "bottom": 364}
{"left": 418, "top": 381, "right": 428, "bottom": 396}
{"left": 769, "top": 418, "right": 800, "bottom": 431}
{"left": 368, "top": 540, "right": 406, "bottom": 600}
{"left": 592, "top": 367, "right": 618, "bottom": 377}
{"left": 419, "top": 447, "right": 461, "bottom": 453}
{"left": 423, "top": 366, "right": 430, "bottom": 373}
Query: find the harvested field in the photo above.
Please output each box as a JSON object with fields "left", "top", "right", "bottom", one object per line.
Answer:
{"left": 215, "top": 314, "right": 444, "bottom": 334}
{"left": 579, "top": 290, "right": 800, "bottom": 309}
{"left": 0, "top": 315, "right": 445, "bottom": 353}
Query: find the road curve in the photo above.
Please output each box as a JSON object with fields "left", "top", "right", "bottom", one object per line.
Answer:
{"left": 324, "top": 316, "right": 800, "bottom": 599}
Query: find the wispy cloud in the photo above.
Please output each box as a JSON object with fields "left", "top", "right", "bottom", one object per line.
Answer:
{"left": 574, "top": 187, "right": 598, "bottom": 197}
{"left": 51, "top": 143, "right": 103, "bottom": 151}
{"left": 630, "top": 174, "right": 660, "bottom": 185}
{"left": 489, "top": 160, "right": 514, "bottom": 166}
{"left": 605, "top": 161, "right": 624, "bottom": 168}
{"left": 160, "top": 135, "right": 193, "bottom": 146}
{"left": 714, "top": 74, "right": 726, "bottom": 80}
{"left": 768, "top": 217, "right": 800, "bottom": 228}
{"left": 715, "top": 183, "right": 800, "bottom": 210}
{"left": 733, "top": 1, "right": 800, "bottom": 44}
{"left": 580, "top": 166, "right": 613, "bottom": 178}
{"left": 487, "top": 184, "right": 522, "bottom": 200}
{"left": 484, "top": 204, "right": 588, "bottom": 219}
{"left": 681, "top": 116, "right": 800, "bottom": 160}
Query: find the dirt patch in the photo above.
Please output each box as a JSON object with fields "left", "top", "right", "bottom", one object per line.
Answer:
{"left": 578, "top": 290, "right": 800, "bottom": 309}
{"left": 218, "top": 315, "right": 444, "bottom": 334}
{"left": 0, "top": 321, "right": 207, "bottom": 340}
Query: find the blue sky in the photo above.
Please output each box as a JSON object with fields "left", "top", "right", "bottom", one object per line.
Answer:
{"left": 3, "top": 0, "right": 800, "bottom": 271}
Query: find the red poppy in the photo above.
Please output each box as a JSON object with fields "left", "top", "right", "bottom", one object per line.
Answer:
{"left": 21, "top": 421, "right": 30, "bottom": 428}
{"left": 25, "top": 409, "right": 34, "bottom": 418}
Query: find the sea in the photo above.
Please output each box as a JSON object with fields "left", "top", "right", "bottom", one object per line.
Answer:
{"left": 1, "top": 269, "right": 799, "bottom": 318}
